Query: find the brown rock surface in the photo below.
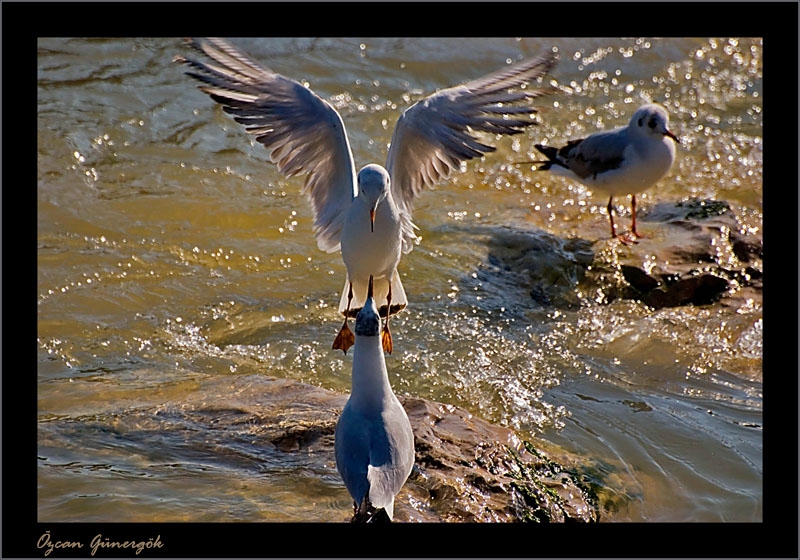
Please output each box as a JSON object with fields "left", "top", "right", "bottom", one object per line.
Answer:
{"left": 54, "top": 374, "right": 598, "bottom": 522}
{"left": 482, "top": 198, "right": 762, "bottom": 311}
{"left": 397, "top": 397, "right": 598, "bottom": 522}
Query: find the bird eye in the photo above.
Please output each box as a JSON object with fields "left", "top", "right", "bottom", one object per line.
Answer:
{"left": 648, "top": 118, "right": 657, "bottom": 129}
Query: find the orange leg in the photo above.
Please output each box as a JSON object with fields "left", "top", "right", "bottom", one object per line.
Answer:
{"left": 381, "top": 281, "right": 393, "bottom": 355}
{"left": 607, "top": 196, "right": 637, "bottom": 245}
{"left": 606, "top": 196, "right": 618, "bottom": 239}
{"left": 630, "top": 195, "right": 644, "bottom": 239}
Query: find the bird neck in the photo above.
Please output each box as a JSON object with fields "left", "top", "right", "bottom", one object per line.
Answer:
{"left": 350, "top": 335, "right": 392, "bottom": 410}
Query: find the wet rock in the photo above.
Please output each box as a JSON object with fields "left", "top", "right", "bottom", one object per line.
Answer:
{"left": 621, "top": 265, "right": 661, "bottom": 293}
{"left": 620, "top": 265, "right": 730, "bottom": 309}
{"left": 617, "top": 199, "right": 761, "bottom": 308}
{"left": 58, "top": 374, "right": 598, "bottom": 522}
{"left": 482, "top": 228, "right": 595, "bottom": 308}
{"left": 398, "top": 398, "right": 598, "bottom": 522}
{"left": 482, "top": 198, "right": 762, "bottom": 311}
{"left": 645, "top": 273, "right": 729, "bottom": 308}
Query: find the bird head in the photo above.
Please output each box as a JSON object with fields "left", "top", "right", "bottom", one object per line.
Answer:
{"left": 357, "top": 164, "right": 391, "bottom": 233}
{"left": 354, "top": 275, "right": 381, "bottom": 337}
{"left": 632, "top": 104, "right": 680, "bottom": 144}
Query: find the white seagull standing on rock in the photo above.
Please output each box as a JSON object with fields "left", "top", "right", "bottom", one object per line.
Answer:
{"left": 176, "top": 37, "right": 556, "bottom": 353}
{"left": 532, "top": 103, "right": 679, "bottom": 243}
{"left": 334, "top": 275, "right": 415, "bottom": 523}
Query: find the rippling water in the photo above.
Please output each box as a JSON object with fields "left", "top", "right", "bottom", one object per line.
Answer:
{"left": 37, "top": 37, "right": 762, "bottom": 523}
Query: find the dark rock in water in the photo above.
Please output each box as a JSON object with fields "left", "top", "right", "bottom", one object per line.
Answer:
{"left": 481, "top": 228, "right": 595, "bottom": 308}
{"left": 732, "top": 238, "right": 763, "bottom": 263}
{"left": 620, "top": 264, "right": 729, "bottom": 308}
{"left": 635, "top": 273, "right": 730, "bottom": 309}
{"left": 480, "top": 198, "right": 761, "bottom": 312}
{"left": 616, "top": 198, "right": 759, "bottom": 308}
{"left": 621, "top": 265, "right": 661, "bottom": 293}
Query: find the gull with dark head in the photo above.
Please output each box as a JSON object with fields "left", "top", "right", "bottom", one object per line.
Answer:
{"left": 334, "top": 275, "right": 415, "bottom": 523}
{"left": 531, "top": 103, "right": 679, "bottom": 243}
{"left": 176, "top": 38, "right": 556, "bottom": 352}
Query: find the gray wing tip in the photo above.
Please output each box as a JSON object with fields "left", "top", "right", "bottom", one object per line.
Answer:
{"left": 512, "top": 48, "right": 558, "bottom": 74}
{"left": 461, "top": 48, "right": 559, "bottom": 96}
{"left": 531, "top": 48, "right": 559, "bottom": 74}
{"left": 181, "top": 37, "right": 209, "bottom": 55}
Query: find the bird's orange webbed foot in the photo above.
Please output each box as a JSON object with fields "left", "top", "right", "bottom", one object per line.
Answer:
{"left": 332, "top": 320, "right": 355, "bottom": 354}
{"left": 629, "top": 228, "right": 646, "bottom": 241}
{"left": 615, "top": 231, "right": 640, "bottom": 245}
{"left": 381, "top": 325, "right": 393, "bottom": 355}
{"left": 334, "top": 283, "right": 356, "bottom": 354}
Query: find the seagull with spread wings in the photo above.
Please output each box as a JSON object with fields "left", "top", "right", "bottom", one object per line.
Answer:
{"left": 176, "top": 38, "right": 556, "bottom": 353}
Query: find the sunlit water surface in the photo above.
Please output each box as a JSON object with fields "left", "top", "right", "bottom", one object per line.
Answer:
{"left": 38, "top": 37, "right": 762, "bottom": 523}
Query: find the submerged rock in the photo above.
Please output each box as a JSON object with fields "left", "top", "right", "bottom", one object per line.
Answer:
{"left": 481, "top": 230, "right": 594, "bottom": 308}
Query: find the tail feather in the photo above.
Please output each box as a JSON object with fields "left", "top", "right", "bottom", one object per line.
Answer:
{"left": 533, "top": 144, "right": 560, "bottom": 170}
{"left": 338, "top": 272, "right": 407, "bottom": 318}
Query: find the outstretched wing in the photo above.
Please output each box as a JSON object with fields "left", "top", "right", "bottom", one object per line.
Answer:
{"left": 385, "top": 51, "right": 557, "bottom": 249}
{"left": 175, "top": 37, "right": 357, "bottom": 253}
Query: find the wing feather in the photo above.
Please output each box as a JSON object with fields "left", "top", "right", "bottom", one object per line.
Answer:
{"left": 535, "top": 128, "right": 629, "bottom": 180}
{"left": 176, "top": 37, "right": 356, "bottom": 252}
{"left": 386, "top": 51, "right": 557, "bottom": 236}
